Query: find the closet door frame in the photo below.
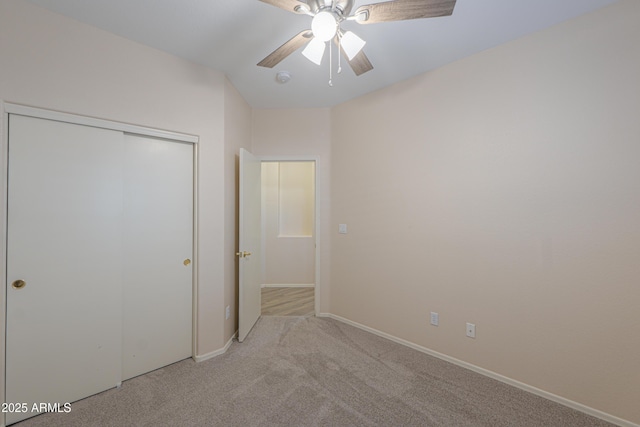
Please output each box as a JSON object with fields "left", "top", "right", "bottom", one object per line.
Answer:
{"left": 0, "top": 102, "right": 200, "bottom": 421}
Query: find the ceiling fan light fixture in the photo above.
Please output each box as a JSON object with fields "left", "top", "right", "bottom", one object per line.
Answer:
{"left": 311, "top": 11, "right": 338, "bottom": 42}
{"left": 302, "top": 37, "right": 326, "bottom": 65}
{"left": 341, "top": 31, "right": 366, "bottom": 60}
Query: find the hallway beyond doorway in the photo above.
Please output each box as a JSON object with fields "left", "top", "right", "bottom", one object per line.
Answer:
{"left": 261, "top": 287, "right": 314, "bottom": 316}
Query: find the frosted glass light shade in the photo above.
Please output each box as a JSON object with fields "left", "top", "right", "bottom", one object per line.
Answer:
{"left": 312, "top": 11, "right": 337, "bottom": 42}
{"left": 341, "top": 31, "right": 366, "bottom": 60}
{"left": 302, "top": 38, "right": 326, "bottom": 65}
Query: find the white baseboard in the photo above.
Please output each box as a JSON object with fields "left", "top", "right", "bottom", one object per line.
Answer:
{"left": 323, "top": 313, "right": 638, "bottom": 427}
{"left": 261, "top": 283, "right": 315, "bottom": 288}
{"left": 193, "top": 331, "right": 237, "bottom": 363}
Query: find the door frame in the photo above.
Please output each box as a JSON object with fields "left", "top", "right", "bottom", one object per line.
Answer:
{"left": 258, "top": 155, "right": 321, "bottom": 316}
{"left": 0, "top": 102, "right": 200, "bottom": 421}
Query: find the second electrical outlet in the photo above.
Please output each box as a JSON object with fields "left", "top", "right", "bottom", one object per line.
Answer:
{"left": 466, "top": 322, "right": 476, "bottom": 338}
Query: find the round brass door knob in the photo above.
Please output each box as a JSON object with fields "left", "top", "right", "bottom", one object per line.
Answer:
{"left": 183, "top": 259, "right": 191, "bottom": 266}
{"left": 12, "top": 279, "right": 26, "bottom": 289}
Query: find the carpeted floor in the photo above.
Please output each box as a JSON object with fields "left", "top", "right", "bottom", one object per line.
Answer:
{"left": 15, "top": 316, "right": 614, "bottom": 427}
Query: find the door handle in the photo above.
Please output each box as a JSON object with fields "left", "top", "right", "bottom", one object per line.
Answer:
{"left": 12, "top": 279, "right": 26, "bottom": 289}
{"left": 236, "top": 251, "right": 252, "bottom": 258}
{"left": 183, "top": 259, "right": 191, "bottom": 266}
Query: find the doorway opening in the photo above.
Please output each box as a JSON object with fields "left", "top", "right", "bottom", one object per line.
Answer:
{"left": 260, "top": 161, "right": 316, "bottom": 316}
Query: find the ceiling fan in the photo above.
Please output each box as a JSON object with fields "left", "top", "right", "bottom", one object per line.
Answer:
{"left": 257, "top": 0, "right": 457, "bottom": 80}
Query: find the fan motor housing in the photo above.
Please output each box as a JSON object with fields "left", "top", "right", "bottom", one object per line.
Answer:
{"left": 307, "top": 0, "right": 353, "bottom": 17}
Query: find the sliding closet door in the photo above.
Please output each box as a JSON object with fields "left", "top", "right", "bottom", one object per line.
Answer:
{"left": 6, "top": 115, "right": 124, "bottom": 425}
{"left": 122, "top": 133, "right": 193, "bottom": 380}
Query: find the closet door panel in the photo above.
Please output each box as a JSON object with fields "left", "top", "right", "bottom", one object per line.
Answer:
{"left": 6, "top": 115, "right": 124, "bottom": 424}
{"left": 122, "top": 133, "right": 193, "bottom": 380}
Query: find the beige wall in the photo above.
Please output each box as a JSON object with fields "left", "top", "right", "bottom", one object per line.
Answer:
{"left": 262, "top": 162, "right": 315, "bottom": 285}
{"left": 330, "top": 0, "right": 640, "bottom": 424}
{"left": 223, "top": 78, "right": 252, "bottom": 342}
{"left": 0, "top": 0, "right": 229, "bottom": 369}
{"left": 252, "top": 109, "right": 331, "bottom": 311}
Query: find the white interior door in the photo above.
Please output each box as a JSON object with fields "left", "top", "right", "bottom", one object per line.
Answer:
{"left": 122, "top": 134, "right": 193, "bottom": 380}
{"left": 6, "top": 115, "right": 124, "bottom": 424}
{"left": 238, "top": 148, "right": 262, "bottom": 342}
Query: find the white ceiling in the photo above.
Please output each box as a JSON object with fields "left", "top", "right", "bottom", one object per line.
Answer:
{"left": 26, "top": 0, "right": 619, "bottom": 109}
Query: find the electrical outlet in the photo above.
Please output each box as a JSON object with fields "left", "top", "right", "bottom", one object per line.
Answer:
{"left": 466, "top": 322, "right": 476, "bottom": 338}
{"left": 430, "top": 312, "right": 439, "bottom": 326}
{"left": 225, "top": 305, "right": 230, "bottom": 320}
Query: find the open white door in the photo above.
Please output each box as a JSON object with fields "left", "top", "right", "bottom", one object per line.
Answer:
{"left": 238, "top": 149, "right": 262, "bottom": 342}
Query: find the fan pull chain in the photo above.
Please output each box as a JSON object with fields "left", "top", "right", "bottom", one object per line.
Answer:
{"left": 337, "top": 34, "right": 342, "bottom": 74}
{"left": 328, "top": 40, "right": 333, "bottom": 87}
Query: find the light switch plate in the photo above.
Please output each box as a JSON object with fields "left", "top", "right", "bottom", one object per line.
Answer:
{"left": 338, "top": 224, "right": 348, "bottom": 234}
{"left": 430, "top": 312, "right": 439, "bottom": 326}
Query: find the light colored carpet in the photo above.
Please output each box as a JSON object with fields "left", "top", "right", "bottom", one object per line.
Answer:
{"left": 15, "top": 316, "right": 614, "bottom": 427}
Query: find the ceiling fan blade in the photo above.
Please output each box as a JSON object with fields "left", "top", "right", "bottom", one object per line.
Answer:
{"left": 355, "top": 0, "right": 456, "bottom": 24}
{"left": 345, "top": 49, "right": 374, "bottom": 76}
{"left": 258, "top": 0, "right": 310, "bottom": 14}
{"left": 257, "top": 30, "right": 313, "bottom": 68}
